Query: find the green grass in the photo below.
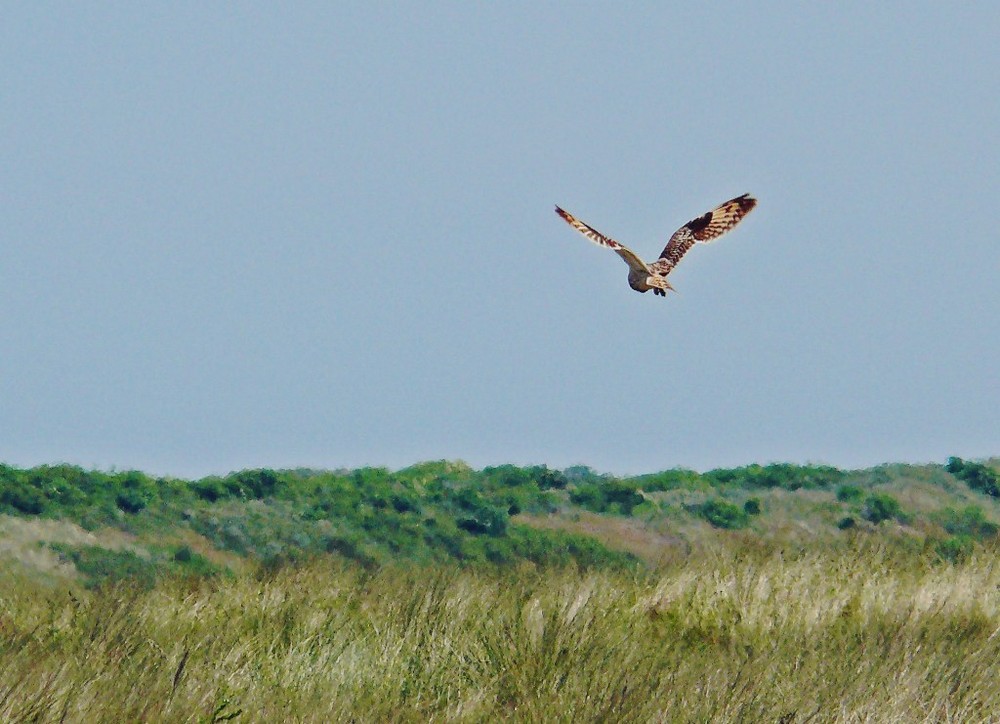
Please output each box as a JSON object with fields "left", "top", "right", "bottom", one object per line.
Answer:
{"left": 2, "top": 541, "right": 1000, "bottom": 722}
{"left": 2, "top": 458, "right": 1000, "bottom": 719}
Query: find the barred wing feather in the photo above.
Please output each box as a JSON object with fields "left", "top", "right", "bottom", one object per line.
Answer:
{"left": 650, "top": 193, "right": 757, "bottom": 276}
{"left": 554, "top": 206, "right": 649, "bottom": 275}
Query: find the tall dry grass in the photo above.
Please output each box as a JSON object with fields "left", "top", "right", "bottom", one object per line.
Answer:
{"left": 2, "top": 542, "right": 999, "bottom": 722}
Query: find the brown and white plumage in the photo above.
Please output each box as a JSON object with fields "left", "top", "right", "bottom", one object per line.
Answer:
{"left": 555, "top": 193, "right": 757, "bottom": 297}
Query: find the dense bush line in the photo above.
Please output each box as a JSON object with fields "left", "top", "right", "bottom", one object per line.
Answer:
{"left": 2, "top": 458, "right": 999, "bottom": 585}
{"left": 947, "top": 456, "right": 1000, "bottom": 497}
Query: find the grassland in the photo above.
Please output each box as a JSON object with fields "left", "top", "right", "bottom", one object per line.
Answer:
{"left": 3, "top": 541, "right": 1000, "bottom": 722}
{"left": 2, "top": 457, "right": 1000, "bottom": 721}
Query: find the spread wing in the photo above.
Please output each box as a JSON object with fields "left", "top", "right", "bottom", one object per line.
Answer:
{"left": 554, "top": 206, "right": 648, "bottom": 275}
{"left": 649, "top": 193, "right": 756, "bottom": 276}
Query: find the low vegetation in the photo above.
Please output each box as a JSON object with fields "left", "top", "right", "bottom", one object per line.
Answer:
{"left": 3, "top": 543, "right": 1000, "bottom": 721}
{"left": 2, "top": 458, "right": 999, "bottom": 586}
{"left": 1, "top": 456, "right": 999, "bottom": 719}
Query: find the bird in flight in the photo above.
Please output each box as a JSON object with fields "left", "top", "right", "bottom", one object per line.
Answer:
{"left": 554, "top": 193, "right": 757, "bottom": 297}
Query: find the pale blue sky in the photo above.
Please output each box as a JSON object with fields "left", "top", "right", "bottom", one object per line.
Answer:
{"left": 2, "top": 4, "right": 997, "bottom": 478}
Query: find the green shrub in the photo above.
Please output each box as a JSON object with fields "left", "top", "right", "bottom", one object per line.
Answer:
{"left": 602, "top": 481, "right": 644, "bottom": 515}
{"left": 54, "top": 545, "right": 160, "bottom": 590}
{"left": 697, "top": 499, "right": 750, "bottom": 529}
{"left": 0, "top": 483, "right": 47, "bottom": 515}
{"left": 481, "top": 465, "right": 532, "bottom": 488}
{"left": 230, "top": 469, "right": 282, "bottom": 499}
{"left": 836, "top": 484, "right": 865, "bottom": 503}
{"left": 743, "top": 498, "right": 762, "bottom": 516}
{"left": 390, "top": 493, "right": 420, "bottom": 514}
{"left": 632, "top": 501, "right": 659, "bottom": 518}
{"left": 704, "top": 463, "right": 844, "bottom": 491}
{"left": 863, "top": 493, "right": 906, "bottom": 525}
{"left": 933, "top": 505, "right": 999, "bottom": 540}
{"left": 192, "top": 478, "right": 226, "bottom": 502}
{"left": 507, "top": 526, "right": 637, "bottom": 569}
{"left": 306, "top": 478, "right": 364, "bottom": 519}
{"left": 569, "top": 484, "right": 602, "bottom": 510}
{"left": 532, "top": 467, "right": 568, "bottom": 490}
{"left": 634, "top": 468, "right": 703, "bottom": 492}
{"left": 116, "top": 489, "right": 148, "bottom": 514}
{"left": 456, "top": 505, "right": 508, "bottom": 537}
{"left": 173, "top": 545, "right": 193, "bottom": 563}
{"left": 570, "top": 481, "right": 644, "bottom": 516}
{"left": 934, "top": 535, "right": 975, "bottom": 563}
{"left": 947, "top": 457, "right": 1000, "bottom": 498}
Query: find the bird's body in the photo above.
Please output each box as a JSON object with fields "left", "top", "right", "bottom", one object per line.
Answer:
{"left": 555, "top": 193, "right": 757, "bottom": 297}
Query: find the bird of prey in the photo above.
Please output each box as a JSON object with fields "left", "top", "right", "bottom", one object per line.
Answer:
{"left": 554, "top": 193, "right": 757, "bottom": 296}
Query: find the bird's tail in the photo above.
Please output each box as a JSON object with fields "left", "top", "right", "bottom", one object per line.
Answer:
{"left": 648, "top": 275, "right": 675, "bottom": 295}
